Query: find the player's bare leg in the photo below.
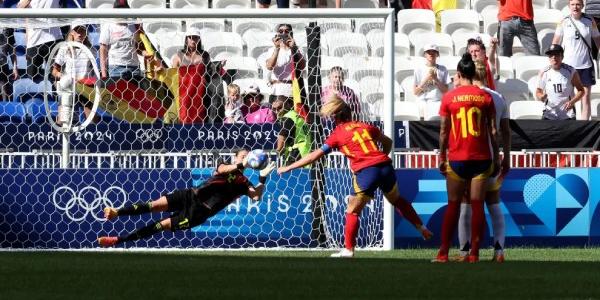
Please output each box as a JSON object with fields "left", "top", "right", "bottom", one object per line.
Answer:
{"left": 99, "top": 218, "right": 172, "bottom": 247}
{"left": 331, "top": 195, "right": 369, "bottom": 258}
{"left": 433, "top": 176, "right": 466, "bottom": 263}
{"left": 384, "top": 186, "right": 433, "bottom": 240}
{"left": 103, "top": 196, "right": 169, "bottom": 220}
{"left": 467, "top": 178, "right": 488, "bottom": 263}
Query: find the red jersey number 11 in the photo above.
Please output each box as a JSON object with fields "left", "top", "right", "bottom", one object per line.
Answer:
{"left": 351, "top": 129, "right": 378, "bottom": 154}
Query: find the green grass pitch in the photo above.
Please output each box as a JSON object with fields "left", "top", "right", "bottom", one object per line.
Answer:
{"left": 1, "top": 248, "right": 600, "bottom": 299}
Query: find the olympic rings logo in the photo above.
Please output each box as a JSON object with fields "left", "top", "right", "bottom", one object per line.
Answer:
{"left": 52, "top": 186, "right": 127, "bottom": 222}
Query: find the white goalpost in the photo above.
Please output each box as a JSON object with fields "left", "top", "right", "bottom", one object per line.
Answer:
{"left": 0, "top": 8, "right": 395, "bottom": 250}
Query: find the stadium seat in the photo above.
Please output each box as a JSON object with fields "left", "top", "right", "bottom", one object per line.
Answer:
{"left": 400, "top": 76, "right": 416, "bottom": 102}
{"left": 497, "top": 57, "right": 515, "bottom": 77}
{"left": 496, "top": 78, "right": 530, "bottom": 103}
{"left": 551, "top": 0, "right": 568, "bottom": 10}
{"left": 325, "top": 32, "right": 368, "bottom": 57}
{"left": 143, "top": 20, "right": 183, "bottom": 35}
{"left": 355, "top": 19, "right": 384, "bottom": 36}
{"left": 527, "top": 76, "right": 540, "bottom": 99}
{"left": 358, "top": 76, "right": 401, "bottom": 103}
{"left": 243, "top": 32, "right": 275, "bottom": 60}
{"left": 366, "top": 31, "right": 409, "bottom": 57}
{"left": 395, "top": 57, "right": 424, "bottom": 85}
{"left": 397, "top": 9, "right": 436, "bottom": 37}
{"left": 232, "top": 19, "right": 272, "bottom": 38}
{"left": 510, "top": 37, "right": 529, "bottom": 56}
{"left": 537, "top": 28, "right": 556, "bottom": 56}
{"left": 481, "top": 7, "right": 499, "bottom": 36}
{"left": 186, "top": 20, "right": 226, "bottom": 34}
{"left": 455, "top": 0, "right": 470, "bottom": 9}
{"left": 14, "top": 31, "right": 26, "bottom": 48}
{"left": 232, "top": 78, "right": 272, "bottom": 99}
{"left": 88, "top": 31, "right": 100, "bottom": 48}
{"left": 394, "top": 101, "right": 421, "bottom": 121}
{"left": 12, "top": 78, "right": 37, "bottom": 102}
{"left": 212, "top": 0, "right": 252, "bottom": 8}
{"left": 411, "top": 32, "right": 454, "bottom": 57}
{"left": 223, "top": 56, "right": 259, "bottom": 80}
{"left": 128, "top": 0, "right": 165, "bottom": 8}
{"left": 440, "top": 9, "right": 481, "bottom": 36}
{"left": 437, "top": 56, "right": 461, "bottom": 78}
{"left": 170, "top": 0, "right": 208, "bottom": 9}
{"left": 201, "top": 32, "right": 244, "bottom": 60}
{"left": 534, "top": 9, "right": 563, "bottom": 32}
{"left": 342, "top": 0, "right": 378, "bottom": 8}
{"left": 533, "top": 0, "right": 550, "bottom": 8}
{"left": 0, "top": 102, "right": 26, "bottom": 123}
{"left": 85, "top": 0, "right": 113, "bottom": 8}
{"left": 318, "top": 19, "right": 352, "bottom": 34}
{"left": 424, "top": 100, "right": 441, "bottom": 121}
{"left": 24, "top": 98, "right": 58, "bottom": 124}
{"left": 159, "top": 45, "right": 182, "bottom": 66}
{"left": 345, "top": 56, "right": 383, "bottom": 82}
{"left": 472, "top": 0, "right": 497, "bottom": 13}
{"left": 513, "top": 55, "right": 548, "bottom": 83}
{"left": 394, "top": 33, "right": 410, "bottom": 57}
{"left": 452, "top": 32, "right": 492, "bottom": 56}
{"left": 320, "top": 56, "right": 345, "bottom": 78}
{"left": 510, "top": 100, "right": 544, "bottom": 119}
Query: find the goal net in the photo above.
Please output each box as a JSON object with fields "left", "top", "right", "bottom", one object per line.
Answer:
{"left": 0, "top": 8, "right": 395, "bottom": 249}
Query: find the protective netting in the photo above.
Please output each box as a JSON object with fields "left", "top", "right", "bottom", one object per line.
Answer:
{"left": 0, "top": 13, "right": 390, "bottom": 249}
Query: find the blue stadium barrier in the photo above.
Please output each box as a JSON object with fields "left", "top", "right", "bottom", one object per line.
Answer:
{"left": 0, "top": 102, "right": 26, "bottom": 123}
{"left": 24, "top": 98, "right": 58, "bottom": 124}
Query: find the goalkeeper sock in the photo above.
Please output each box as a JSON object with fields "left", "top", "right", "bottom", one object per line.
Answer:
{"left": 439, "top": 201, "right": 460, "bottom": 256}
{"left": 458, "top": 203, "right": 471, "bottom": 253}
{"left": 117, "top": 202, "right": 152, "bottom": 216}
{"left": 469, "top": 200, "right": 485, "bottom": 257}
{"left": 487, "top": 203, "right": 505, "bottom": 250}
{"left": 344, "top": 213, "right": 359, "bottom": 250}
{"left": 118, "top": 221, "right": 163, "bottom": 243}
{"left": 393, "top": 196, "right": 423, "bottom": 229}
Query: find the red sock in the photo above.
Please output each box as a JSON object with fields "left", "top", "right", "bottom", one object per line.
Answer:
{"left": 439, "top": 201, "right": 460, "bottom": 256}
{"left": 394, "top": 197, "right": 423, "bottom": 228}
{"left": 344, "top": 213, "right": 360, "bottom": 250}
{"left": 470, "top": 200, "right": 485, "bottom": 257}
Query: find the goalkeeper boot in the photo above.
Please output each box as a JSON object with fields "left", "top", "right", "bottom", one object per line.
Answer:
{"left": 466, "top": 255, "right": 479, "bottom": 263}
{"left": 492, "top": 250, "right": 505, "bottom": 263}
{"left": 98, "top": 236, "right": 119, "bottom": 247}
{"left": 330, "top": 248, "right": 354, "bottom": 258}
{"left": 103, "top": 207, "right": 118, "bottom": 220}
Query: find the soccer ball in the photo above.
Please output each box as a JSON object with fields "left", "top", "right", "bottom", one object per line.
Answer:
{"left": 246, "top": 149, "right": 269, "bottom": 170}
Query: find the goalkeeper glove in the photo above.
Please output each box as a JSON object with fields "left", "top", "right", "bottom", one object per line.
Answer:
{"left": 259, "top": 162, "right": 276, "bottom": 184}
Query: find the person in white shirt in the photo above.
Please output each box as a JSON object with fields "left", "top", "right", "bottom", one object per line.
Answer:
{"left": 17, "top": 0, "right": 63, "bottom": 82}
{"left": 412, "top": 44, "right": 451, "bottom": 118}
{"left": 265, "top": 23, "right": 306, "bottom": 102}
{"left": 99, "top": 0, "right": 147, "bottom": 79}
{"left": 52, "top": 23, "right": 98, "bottom": 123}
{"left": 536, "top": 44, "right": 585, "bottom": 120}
{"left": 552, "top": 0, "right": 600, "bottom": 120}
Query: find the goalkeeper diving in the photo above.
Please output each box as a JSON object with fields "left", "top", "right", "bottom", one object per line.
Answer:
{"left": 98, "top": 149, "right": 276, "bottom": 247}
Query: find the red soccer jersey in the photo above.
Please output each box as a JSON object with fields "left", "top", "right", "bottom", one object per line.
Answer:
{"left": 439, "top": 85, "right": 495, "bottom": 161}
{"left": 324, "top": 121, "right": 391, "bottom": 172}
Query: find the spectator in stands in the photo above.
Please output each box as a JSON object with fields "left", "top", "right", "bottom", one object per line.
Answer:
{"left": 265, "top": 23, "right": 306, "bottom": 102}
{"left": 498, "top": 0, "right": 541, "bottom": 56}
{"left": 224, "top": 83, "right": 244, "bottom": 124}
{"left": 321, "top": 66, "right": 361, "bottom": 119}
{"left": 273, "top": 95, "right": 311, "bottom": 165}
{"left": 467, "top": 37, "right": 498, "bottom": 90}
{"left": 99, "top": 0, "right": 147, "bottom": 79}
{"left": 257, "top": 0, "right": 289, "bottom": 8}
{"left": 413, "top": 44, "right": 450, "bottom": 119}
{"left": 587, "top": 0, "right": 600, "bottom": 57}
{"left": 170, "top": 28, "right": 210, "bottom": 68}
{"left": 52, "top": 22, "right": 99, "bottom": 123}
{"left": 0, "top": 25, "right": 18, "bottom": 100}
{"left": 536, "top": 44, "right": 585, "bottom": 120}
{"left": 241, "top": 84, "right": 275, "bottom": 124}
{"left": 18, "top": 0, "right": 64, "bottom": 83}
{"left": 552, "top": 0, "right": 600, "bottom": 120}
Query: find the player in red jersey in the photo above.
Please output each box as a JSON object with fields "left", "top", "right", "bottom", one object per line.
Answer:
{"left": 97, "top": 149, "right": 276, "bottom": 247}
{"left": 433, "top": 53, "right": 499, "bottom": 263}
{"left": 278, "top": 95, "right": 433, "bottom": 258}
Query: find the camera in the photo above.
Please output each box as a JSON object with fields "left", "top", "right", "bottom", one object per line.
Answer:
{"left": 277, "top": 33, "right": 289, "bottom": 42}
